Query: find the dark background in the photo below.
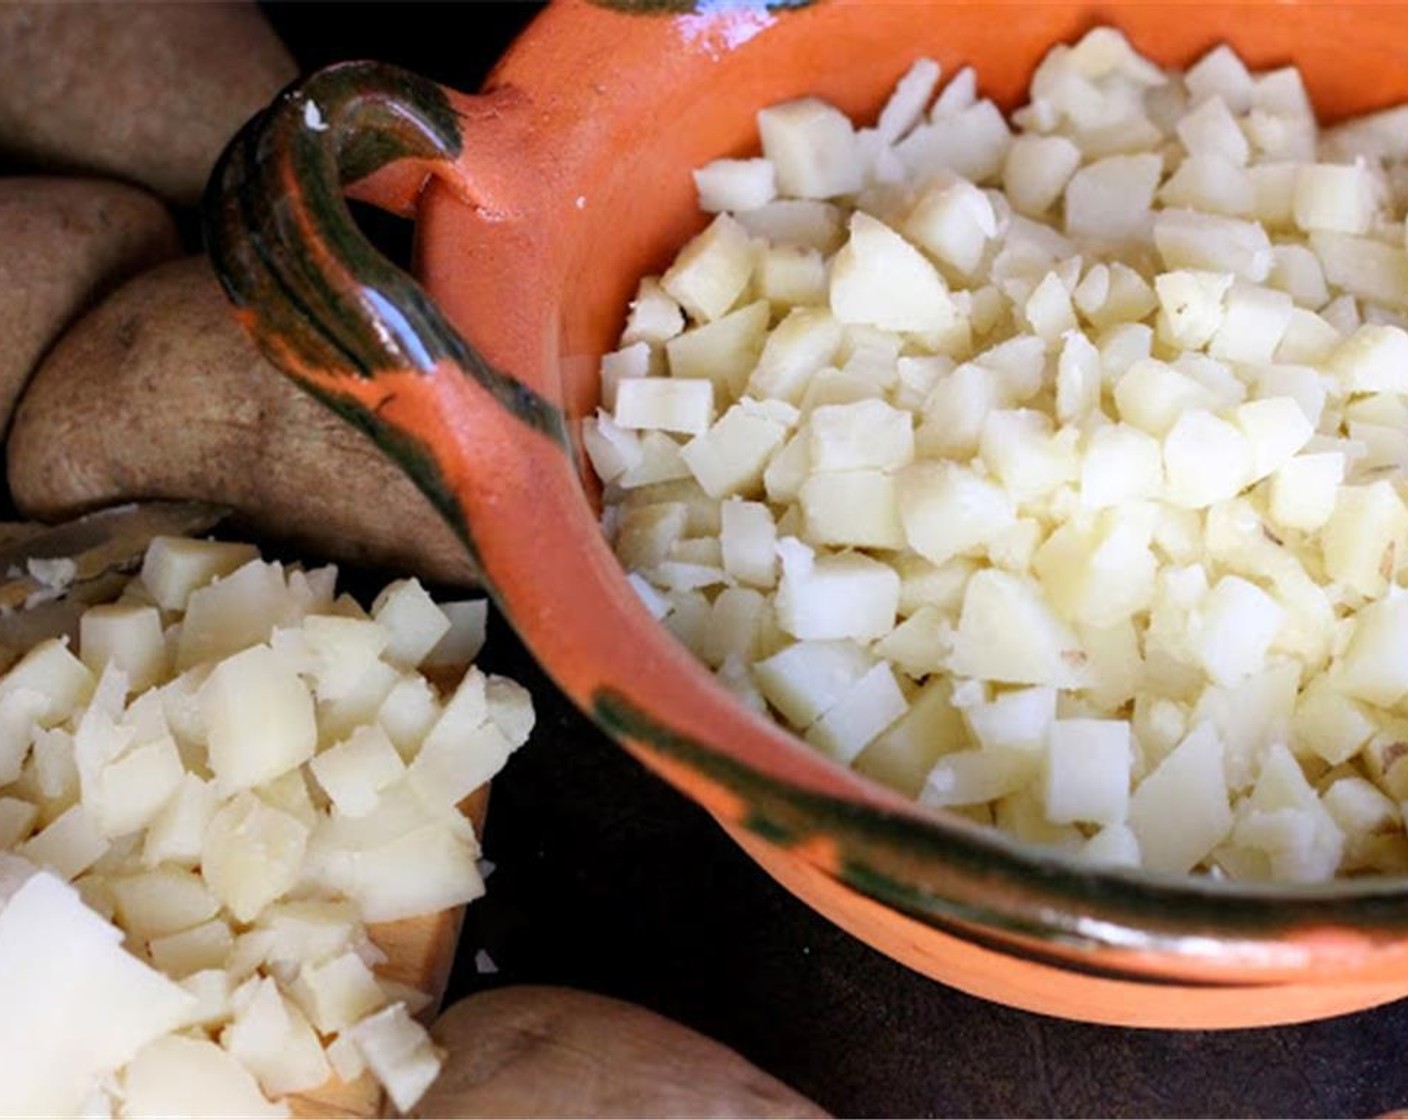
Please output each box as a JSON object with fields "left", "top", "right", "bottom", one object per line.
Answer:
{"left": 260, "top": 5, "right": 1408, "bottom": 1116}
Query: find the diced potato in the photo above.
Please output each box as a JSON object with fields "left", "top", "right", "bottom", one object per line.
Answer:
{"left": 1162, "top": 410, "right": 1251, "bottom": 509}
{"left": 809, "top": 398, "right": 914, "bottom": 472}
{"left": 895, "top": 100, "right": 1012, "bottom": 184}
{"left": 804, "top": 662, "right": 907, "bottom": 764}
{"left": 1128, "top": 723, "right": 1233, "bottom": 873}
{"left": 371, "top": 580, "right": 450, "bottom": 669}
{"left": 148, "top": 917, "right": 234, "bottom": 979}
{"left": 201, "top": 792, "right": 309, "bottom": 923}
{"left": 665, "top": 299, "right": 770, "bottom": 397}
{"left": 799, "top": 471, "right": 904, "bottom": 549}
{"left": 177, "top": 561, "right": 293, "bottom": 670}
{"left": 1326, "top": 323, "right": 1408, "bottom": 394}
{"left": 1043, "top": 719, "right": 1132, "bottom": 826}
{"left": 693, "top": 157, "right": 777, "bottom": 213}
{"left": 1003, "top": 134, "right": 1081, "bottom": 216}
{"left": 348, "top": 1002, "right": 443, "bottom": 1114}
{"left": 219, "top": 977, "right": 330, "bottom": 1097}
{"left": 92, "top": 734, "right": 184, "bottom": 838}
{"left": 289, "top": 950, "right": 386, "bottom": 1035}
{"left": 1321, "top": 480, "right": 1408, "bottom": 597}
{"left": 201, "top": 645, "right": 317, "bottom": 794}
{"left": 622, "top": 278, "right": 685, "bottom": 346}
{"left": 896, "top": 461, "right": 1016, "bottom": 567}
{"left": 720, "top": 499, "right": 777, "bottom": 589}
{"left": 758, "top": 97, "right": 862, "bottom": 199}
{"left": 681, "top": 402, "right": 788, "bottom": 499}
{"left": 140, "top": 537, "right": 260, "bottom": 613}
{"left": 310, "top": 725, "right": 406, "bottom": 817}
{"left": 612, "top": 378, "right": 714, "bottom": 437}
{"left": 660, "top": 214, "right": 754, "bottom": 322}
{"left": 1154, "top": 209, "right": 1273, "bottom": 281}
{"left": 1294, "top": 163, "right": 1376, "bottom": 235}
{"left": 946, "top": 570, "right": 1089, "bottom": 688}
{"left": 122, "top": 1036, "right": 287, "bottom": 1119}
{"left": 773, "top": 539, "right": 899, "bottom": 643}
{"left": 1080, "top": 424, "right": 1163, "bottom": 508}
{"left": 904, "top": 179, "right": 997, "bottom": 275}
{"left": 80, "top": 604, "right": 167, "bottom": 694}
{"left": 752, "top": 640, "right": 875, "bottom": 728}
{"left": 831, "top": 213, "right": 960, "bottom": 333}
{"left": 1064, "top": 153, "right": 1162, "bottom": 241}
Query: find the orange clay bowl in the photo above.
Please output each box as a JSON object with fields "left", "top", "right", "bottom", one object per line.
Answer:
{"left": 206, "top": 0, "right": 1408, "bottom": 1029}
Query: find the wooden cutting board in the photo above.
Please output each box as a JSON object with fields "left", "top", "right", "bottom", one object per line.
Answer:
{"left": 289, "top": 789, "right": 489, "bottom": 1118}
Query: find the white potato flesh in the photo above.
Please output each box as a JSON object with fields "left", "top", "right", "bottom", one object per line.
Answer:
{"left": 122, "top": 1035, "right": 287, "bottom": 1118}
{"left": 371, "top": 580, "right": 450, "bottom": 669}
{"left": 758, "top": 97, "right": 862, "bottom": 200}
{"left": 694, "top": 157, "right": 778, "bottom": 213}
{"left": 660, "top": 214, "right": 755, "bottom": 322}
{"left": 587, "top": 35, "right": 1408, "bottom": 882}
{"left": 202, "top": 645, "right": 317, "bottom": 794}
{"left": 80, "top": 604, "right": 167, "bottom": 694}
{"left": 201, "top": 793, "right": 309, "bottom": 924}
{"left": 0, "top": 869, "right": 196, "bottom": 1116}
{"left": 1043, "top": 719, "right": 1132, "bottom": 826}
{"left": 831, "top": 213, "right": 960, "bottom": 333}
{"left": 219, "top": 977, "right": 329, "bottom": 1097}
{"left": 348, "top": 1002, "right": 443, "bottom": 1114}
{"left": 140, "top": 538, "right": 260, "bottom": 614}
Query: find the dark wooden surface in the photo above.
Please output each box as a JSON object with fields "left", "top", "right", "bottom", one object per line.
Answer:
{"left": 261, "top": 5, "right": 1408, "bottom": 1115}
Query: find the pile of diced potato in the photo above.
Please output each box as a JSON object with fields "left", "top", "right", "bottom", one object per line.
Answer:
{"left": 586, "top": 29, "right": 1408, "bottom": 882}
{"left": 0, "top": 537, "right": 533, "bottom": 1115}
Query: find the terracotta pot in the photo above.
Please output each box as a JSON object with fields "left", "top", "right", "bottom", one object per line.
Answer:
{"left": 205, "top": 0, "right": 1408, "bottom": 1028}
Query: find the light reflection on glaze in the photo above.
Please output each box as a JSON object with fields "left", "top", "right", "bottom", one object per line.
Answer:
{"left": 676, "top": 3, "right": 777, "bottom": 59}
{"left": 1070, "top": 913, "right": 1311, "bottom": 967}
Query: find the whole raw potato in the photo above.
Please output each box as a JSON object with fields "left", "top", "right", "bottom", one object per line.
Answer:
{"left": 7, "top": 256, "right": 477, "bottom": 586}
{"left": 0, "top": 177, "right": 178, "bottom": 438}
{"left": 0, "top": 3, "right": 296, "bottom": 205}
{"left": 412, "top": 986, "right": 828, "bottom": 1119}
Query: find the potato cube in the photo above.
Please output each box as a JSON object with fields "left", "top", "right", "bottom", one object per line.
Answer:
{"left": 622, "top": 278, "right": 684, "bottom": 347}
{"left": 371, "top": 580, "right": 451, "bottom": 668}
{"left": 1128, "top": 723, "right": 1232, "bottom": 873}
{"left": 20, "top": 803, "right": 109, "bottom": 881}
{"left": 1043, "top": 719, "right": 1132, "bottom": 826}
{"left": 831, "top": 213, "right": 960, "bottom": 333}
{"left": 1291, "top": 677, "right": 1375, "bottom": 765}
{"left": 1294, "top": 163, "right": 1376, "bottom": 235}
{"left": 720, "top": 499, "right": 777, "bottom": 589}
{"left": 422, "top": 601, "right": 488, "bottom": 669}
{"left": 799, "top": 471, "right": 904, "bottom": 549}
{"left": 0, "top": 638, "right": 95, "bottom": 729}
{"left": 311, "top": 725, "right": 406, "bottom": 817}
{"left": 202, "top": 792, "right": 309, "bottom": 923}
{"left": 693, "top": 157, "right": 777, "bottom": 213}
{"left": 1208, "top": 285, "right": 1293, "bottom": 365}
{"left": 1185, "top": 44, "right": 1254, "bottom": 113}
{"left": 895, "top": 100, "right": 1012, "bottom": 184}
{"left": 93, "top": 734, "right": 184, "bottom": 838}
{"left": 1321, "top": 480, "right": 1408, "bottom": 597}
{"left": 664, "top": 299, "right": 770, "bottom": 396}
{"left": 752, "top": 639, "right": 875, "bottom": 729}
{"left": 1003, "top": 134, "right": 1081, "bottom": 216}
{"left": 348, "top": 1002, "right": 443, "bottom": 1114}
{"left": 979, "top": 410, "right": 1078, "bottom": 502}
{"left": 122, "top": 1036, "right": 285, "bottom": 1119}
{"left": 947, "top": 570, "right": 1088, "bottom": 688}
{"left": 804, "top": 662, "right": 907, "bottom": 764}
{"left": 733, "top": 199, "right": 845, "bottom": 253}
{"left": 177, "top": 560, "right": 294, "bottom": 670}
{"left": 1336, "top": 597, "right": 1408, "bottom": 707}
{"left": 965, "top": 687, "right": 1056, "bottom": 754}
{"left": 1162, "top": 410, "right": 1251, "bottom": 509}
{"left": 1154, "top": 209, "right": 1273, "bottom": 281}
{"left": 921, "top": 748, "right": 1036, "bottom": 808}
{"left": 759, "top": 244, "right": 828, "bottom": 306}
{"left": 109, "top": 866, "right": 219, "bottom": 941}
{"left": 148, "top": 917, "right": 234, "bottom": 979}
{"left": 1311, "top": 230, "right": 1408, "bottom": 306}
{"left": 680, "top": 403, "right": 787, "bottom": 498}
{"left": 220, "top": 977, "right": 330, "bottom": 1097}
{"left": 1177, "top": 96, "right": 1250, "bottom": 164}
{"left": 140, "top": 537, "right": 260, "bottom": 613}
{"left": 904, "top": 179, "right": 997, "bottom": 275}
{"left": 896, "top": 461, "right": 1016, "bottom": 567}
{"left": 1268, "top": 453, "right": 1344, "bottom": 533}
{"left": 660, "top": 214, "right": 754, "bottom": 321}
{"left": 79, "top": 605, "right": 166, "bottom": 694}
{"left": 774, "top": 540, "right": 899, "bottom": 643}
{"left": 1234, "top": 397, "right": 1312, "bottom": 483}
{"left": 1065, "top": 153, "right": 1162, "bottom": 241}
{"left": 1080, "top": 423, "right": 1163, "bottom": 509}
{"left": 202, "top": 645, "right": 317, "bottom": 793}
{"left": 758, "top": 97, "right": 861, "bottom": 199}
{"left": 1326, "top": 323, "right": 1408, "bottom": 394}
{"left": 290, "top": 950, "right": 386, "bottom": 1035}
{"left": 614, "top": 378, "right": 713, "bottom": 436}
{"left": 1188, "top": 576, "right": 1285, "bottom": 688}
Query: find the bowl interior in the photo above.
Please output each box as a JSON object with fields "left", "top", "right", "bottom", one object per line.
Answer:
{"left": 414, "top": 0, "right": 1408, "bottom": 982}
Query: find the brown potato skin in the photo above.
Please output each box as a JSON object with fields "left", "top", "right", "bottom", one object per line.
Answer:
{"left": 0, "top": 3, "right": 296, "bottom": 205}
{"left": 413, "top": 986, "right": 829, "bottom": 1120}
{"left": 0, "top": 177, "right": 179, "bottom": 439}
{"left": 7, "top": 256, "right": 477, "bottom": 587}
